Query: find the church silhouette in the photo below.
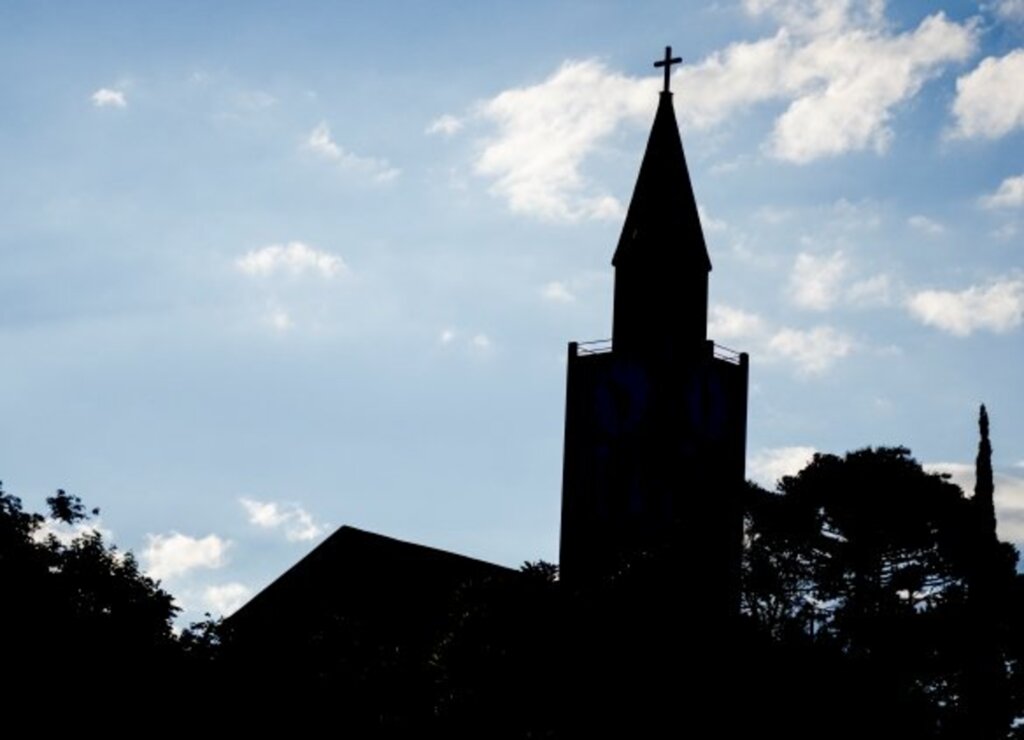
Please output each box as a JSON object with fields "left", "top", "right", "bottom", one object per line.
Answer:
{"left": 224, "top": 47, "right": 749, "bottom": 725}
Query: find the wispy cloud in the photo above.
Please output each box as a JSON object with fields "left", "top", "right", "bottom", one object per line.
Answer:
{"left": 993, "top": 0, "right": 1024, "bottom": 23}
{"left": 240, "top": 498, "right": 326, "bottom": 542}
{"left": 907, "top": 278, "right": 1024, "bottom": 336}
{"left": 91, "top": 88, "right": 127, "bottom": 108}
{"left": 908, "top": 214, "right": 946, "bottom": 235}
{"left": 306, "top": 121, "right": 400, "bottom": 183}
{"left": 789, "top": 251, "right": 848, "bottom": 310}
{"left": 846, "top": 273, "right": 893, "bottom": 307}
{"left": 766, "top": 325, "right": 855, "bottom": 375}
{"left": 471, "top": 333, "right": 493, "bottom": 351}
{"left": 236, "top": 241, "right": 347, "bottom": 279}
{"left": 541, "top": 281, "right": 576, "bottom": 304}
{"left": 426, "top": 114, "right": 464, "bottom": 136}
{"left": 437, "top": 327, "right": 496, "bottom": 354}
{"left": 709, "top": 304, "right": 765, "bottom": 341}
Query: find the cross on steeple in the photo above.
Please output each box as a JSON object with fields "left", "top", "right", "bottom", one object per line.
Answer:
{"left": 654, "top": 45, "right": 682, "bottom": 93}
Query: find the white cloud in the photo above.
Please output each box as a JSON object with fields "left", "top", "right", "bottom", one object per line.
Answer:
{"left": 749, "top": 445, "right": 817, "bottom": 488}
{"left": 236, "top": 241, "right": 346, "bottom": 278}
{"left": 743, "top": 0, "right": 887, "bottom": 36}
{"left": 33, "top": 518, "right": 114, "bottom": 547}
{"left": 698, "top": 204, "right": 728, "bottom": 233}
{"left": 908, "top": 214, "right": 945, "bottom": 235}
{"left": 203, "top": 583, "right": 252, "bottom": 616}
{"left": 306, "top": 122, "right": 400, "bottom": 183}
{"left": 475, "top": 59, "right": 653, "bottom": 221}
{"left": 846, "top": 273, "right": 892, "bottom": 307}
{"left": 981, "top": 174, "right": 1024, "bottom": 209}
{"left": 767, "top": 325, "right": 855, "bottom": 375}
{"left": 829, "top": 197, "right": 882, "bottom": 231}
{"left": 709, "top": 304, "right": 766, "bottom": 341}
{"left": 439, "top": 328, "right": 457, "bottom": 345}
{"left": 907, "top": 278, "right": 1024, "bottom": 336}
{"left": 471, "top": 333, "right": 492, "bottom": 351}
{"left": 951, "top": 50, "right": 1024, "bottom": 139}
{"left": 789, "top": 251, "right": 848, "bottom": 310}
{"left": 91, "top": 88, "right": 127, "bottom": 108}
{"left": 678, "top": 6, "right": 977, "bottom": 162}
{"left": 993, "top": 472, "right": 1024, "bottom": 544}
{"left": 142, "top": 532, "right": 230, "bottom": 581}
{"left": 542, "top": 281, "right": 576, "bottom": 303}
{"left": 426, "top": 114, "right": 464, "bottom": 136}
{"left": 994, "top": 0, "right": 1024, "bottom": 23}
{"left": 469, "top": 6, "right": 975, "bottom": 219}
{"left": 240, "top": 498, "right": 325, "bottom": 542}
{"left": 926, "top": 462, "right": 1024, "bottom": 545}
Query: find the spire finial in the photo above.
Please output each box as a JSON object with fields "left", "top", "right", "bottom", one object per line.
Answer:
{"left": 654, "top": 45, "right": 683, "bottom": 93}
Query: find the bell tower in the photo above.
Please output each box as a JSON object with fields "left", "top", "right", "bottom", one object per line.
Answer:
{"left": 558, "top": 49, "right": 748, "bottom": 615}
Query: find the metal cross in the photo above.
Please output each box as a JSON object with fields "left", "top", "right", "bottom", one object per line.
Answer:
{"left": 654, "top": 46, "right": 682, "bottom": 93}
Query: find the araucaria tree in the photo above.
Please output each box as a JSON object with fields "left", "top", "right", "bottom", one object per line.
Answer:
{"left": 743, "top": 439, "right": 1019, "bottom": 737}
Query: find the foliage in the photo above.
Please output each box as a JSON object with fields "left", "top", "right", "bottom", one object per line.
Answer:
{"left": 0, "top": 483, "right": 180, "bottom": 702}
{"left": 743, "top": 446, "right": 1020, "bottom": 737}
{"left": 431, "top": 560, "right": 562, "bottom": 736}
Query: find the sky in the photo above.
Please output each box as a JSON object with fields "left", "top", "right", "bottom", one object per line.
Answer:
{"left": 2, "top": 0, "right": 1024, "bottom": 622}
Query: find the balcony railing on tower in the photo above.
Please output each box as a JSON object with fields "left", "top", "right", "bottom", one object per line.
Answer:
{"left": 571, "top": 338, "right": 745, "bottom": 365}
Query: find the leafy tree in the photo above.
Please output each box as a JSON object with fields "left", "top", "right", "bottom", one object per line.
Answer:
{"left": 0, "top": 484, "right": 180, "bottom": 704}
{"left": 743, "top": 445, "right": 1019, "bottom": 737}
{"left": 431, "top": 560, "right": 562, "bottom": 737}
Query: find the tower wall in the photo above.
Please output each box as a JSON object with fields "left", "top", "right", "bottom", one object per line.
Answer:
{"left": 559, "top": 339, "right": 748, "bottom": 608}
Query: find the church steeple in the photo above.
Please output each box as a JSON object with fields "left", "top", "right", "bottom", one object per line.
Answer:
{"left": 612, "top": 50, "right": 711, "bottom": 355}
{"left": 559, "top": 48, "right": 749, "bottom": 590}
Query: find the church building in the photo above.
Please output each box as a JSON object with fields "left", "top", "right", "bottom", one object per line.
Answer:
{"left": 224, "top": 47, "right": 749, "bottom": 706}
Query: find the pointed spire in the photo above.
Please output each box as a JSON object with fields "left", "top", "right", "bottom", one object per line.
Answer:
{"left": 612, "top": 91, "right": 711, "bottom": 273}
{"left": 610, "top": 53, "right": 713, "bottom": 354}
{"left": 975, "top": 403, "right": 997, "bottom": 540}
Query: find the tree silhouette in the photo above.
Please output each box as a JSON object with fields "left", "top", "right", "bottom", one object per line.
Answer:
{"left": 0, "top": 484, "right": 180, "bottom": 707}
{"left": 743, "top": 445, "right": 1019, "bottom": 737}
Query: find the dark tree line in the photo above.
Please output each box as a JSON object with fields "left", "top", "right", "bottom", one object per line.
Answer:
{"left": 1, "top": 407, "right": 1020, "bottom": 735}
{"left": 0, "top": 486, "right": 186, "bottom": 712}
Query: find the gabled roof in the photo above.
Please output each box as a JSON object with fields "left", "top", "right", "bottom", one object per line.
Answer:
{"left": 227, "top": 525, "right": 514, "bottom": 635}
{"left": 613, "top": 92, "right": 711, "bottom": 273}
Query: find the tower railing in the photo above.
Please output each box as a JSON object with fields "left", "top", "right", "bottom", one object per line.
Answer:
{"left": 572, "top": 338, "right": 746, "bottom": 365}
{"left": 576, "top": 338, "right": 613, "bottom": 355}
{"left": 712, "top": 343, "right": 744, "bottom": 365}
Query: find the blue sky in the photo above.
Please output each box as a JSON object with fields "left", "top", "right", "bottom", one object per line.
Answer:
{"left": 2, "top": 0, "right": 1024, "bottom": 621}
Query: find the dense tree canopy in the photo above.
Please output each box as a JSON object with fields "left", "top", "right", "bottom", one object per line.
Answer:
{"left": 743, "top": 446, "right": 1020, "bottom": 737}
{"left": 0, "top": 484, "right": 181, "bottom": 705}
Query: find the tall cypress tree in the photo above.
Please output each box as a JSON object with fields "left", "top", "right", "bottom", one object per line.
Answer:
{"left": 963, "top": 403, "right": 1008, "bottom": 738}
